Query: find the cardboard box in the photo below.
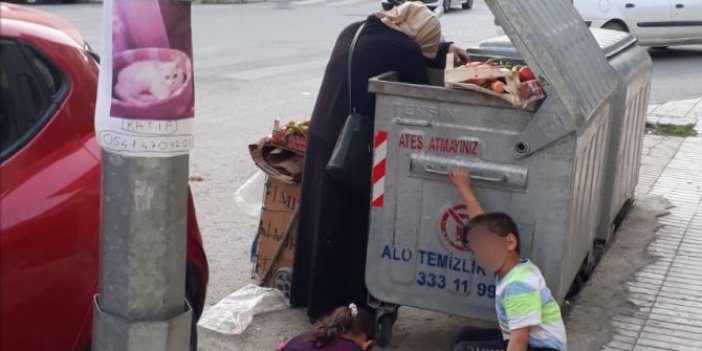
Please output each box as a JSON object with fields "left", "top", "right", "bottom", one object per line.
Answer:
{"left": 254, "top": 176, "right": 300, "bottom": 287}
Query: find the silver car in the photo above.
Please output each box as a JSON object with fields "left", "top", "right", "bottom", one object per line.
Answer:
{"left": 381, "top": 0, "right": 473, "bottom": 12}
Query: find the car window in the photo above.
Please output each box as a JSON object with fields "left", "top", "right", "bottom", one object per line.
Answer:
{"left": 0, "top": 40, "right": 67, "bottom": 162}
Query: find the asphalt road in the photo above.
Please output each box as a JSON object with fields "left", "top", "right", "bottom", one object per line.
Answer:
{"left": 36, "top": 1, "right": 702, "bottom": 350}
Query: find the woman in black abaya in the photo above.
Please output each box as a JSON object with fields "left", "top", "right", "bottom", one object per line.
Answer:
{"left": 291, "top": 1, "right": 470, "bottom": 320}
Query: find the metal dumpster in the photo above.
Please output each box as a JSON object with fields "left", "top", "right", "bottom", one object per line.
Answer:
{"left": 365, "top": 0, "right": 624, "bottom": 343}
{"left": 469, "top": 29, "right": 653, "bottom": 247}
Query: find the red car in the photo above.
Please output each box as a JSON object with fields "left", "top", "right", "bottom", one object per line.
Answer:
{"left": 0, "top": 3, "right": 208, "bottom": 350}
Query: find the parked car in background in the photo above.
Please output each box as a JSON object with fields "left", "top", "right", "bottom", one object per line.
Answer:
{"left": 0, "top": 3, "right": 208, "bottom": 350}
{"left": 381, "top": 0, "right": 473, "bottom": 12}
{"left": 574, "top": 0, "right": 702, "bottom": 47}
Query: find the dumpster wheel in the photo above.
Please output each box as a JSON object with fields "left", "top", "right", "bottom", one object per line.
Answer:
{"left": 375, "top": 309, "right": 399, "bottom": 347}
{"left": 273, "top": 267, "right": 293, "bottom": 300}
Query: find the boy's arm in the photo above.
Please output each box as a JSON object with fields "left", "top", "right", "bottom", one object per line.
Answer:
{"left": 507, "top": 327, "right": 529, "bottom": 351}
{"left": 506, "top": 328, "right": 530, "bottom": 351}
{"left": 449, "top": 169, "right": 485, "bottom": 218}
{"left": 502, "top": 282, "right": 542, "bottom": 351}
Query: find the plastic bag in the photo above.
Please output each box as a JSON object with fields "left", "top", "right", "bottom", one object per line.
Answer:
{"left": 197, "top": 284, "right": 289, "bottom": 335}
{"left": 234, "top": 171, "right": 265, "bottom": 217}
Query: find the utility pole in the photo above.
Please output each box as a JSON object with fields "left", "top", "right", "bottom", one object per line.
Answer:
{"left": 93, "top": 154, "right": 192, "bottom": 350}
{"left": 93, "top": 0, "right": 196, "bottom": 350}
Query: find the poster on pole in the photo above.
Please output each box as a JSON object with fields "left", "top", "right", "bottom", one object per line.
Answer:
{"left": 95, "top": 0, "right": 194, "bottom": 157}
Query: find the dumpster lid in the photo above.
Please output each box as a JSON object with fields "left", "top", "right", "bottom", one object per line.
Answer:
{"left": 485, "top": 0, "right": 618, "bottom": 119}
{"left": 470, "top": 29, "right": 637, "bottom": 60}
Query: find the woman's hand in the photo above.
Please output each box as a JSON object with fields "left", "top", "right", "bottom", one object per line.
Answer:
{"left": 448, "top": 44, "right": 470, "bottom": 65}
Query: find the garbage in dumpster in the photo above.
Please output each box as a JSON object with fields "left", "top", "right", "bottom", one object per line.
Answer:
{"left": 197, "top": 284, "right": 289, "bottom": 335}
{"left": 444, "top": 53, "right": 545, "bottom": 106}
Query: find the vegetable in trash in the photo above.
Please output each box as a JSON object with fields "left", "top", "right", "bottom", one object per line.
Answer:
{"left": 272, "top": 120, "right": 309, "bottom": 145}
{"left": 519, "top": 66, "right": 535, "bottom": 82}
{"left": 491, "top": 81, "right": 506, "bottom": 94}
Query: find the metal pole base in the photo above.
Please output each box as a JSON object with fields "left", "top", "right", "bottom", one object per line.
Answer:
{"left": 93, "top": 295, "right": 193, "bottom": 351}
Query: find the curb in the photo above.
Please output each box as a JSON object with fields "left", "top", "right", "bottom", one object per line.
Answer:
{"left": 646, "top": 97, "right": 702, "bottom": 127}
{"left": 200, "top": 0, "right": 269, "bottom": 3}
{"left": 199, "top": 0, "right": 301, "bottom": 3}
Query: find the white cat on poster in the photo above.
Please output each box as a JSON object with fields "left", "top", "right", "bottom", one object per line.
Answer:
{"left": 114, "top": 60, "right": 185, "bottom": 105}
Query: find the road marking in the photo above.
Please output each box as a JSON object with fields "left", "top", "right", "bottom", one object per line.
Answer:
{"left": 295, "top": 0, "right": 328, "bottom": 6}
{"left": 327, "top": 0, "right": 374, "bottom": 7}
{"left": 223, "top": 59, "right": 328, "bottom": 81}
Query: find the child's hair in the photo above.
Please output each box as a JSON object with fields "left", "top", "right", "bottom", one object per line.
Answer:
{"left": 462, "top": 212, "right": 521, "bottom": 254}
{"left": 313, "top": 304, "right": 375, "bottom": 345}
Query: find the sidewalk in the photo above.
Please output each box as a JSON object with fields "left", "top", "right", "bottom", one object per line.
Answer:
{"left": 567, "top": 97, "right": 702, "bottom": 351}
{"left": 197, "top": 98, "right": 702, "bottom": 351}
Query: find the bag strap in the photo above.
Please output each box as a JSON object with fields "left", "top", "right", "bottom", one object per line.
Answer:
{"left": 348, "top": 21, "right": 366, "bottom": 114}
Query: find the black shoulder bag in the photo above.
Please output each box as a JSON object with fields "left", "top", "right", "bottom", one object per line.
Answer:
{"left": 325, "top": 22, "right": 373, "bottom": 191}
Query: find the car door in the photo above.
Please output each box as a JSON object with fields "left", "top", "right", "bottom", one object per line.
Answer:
{"left": 670, "top": 0, "right": 702, "bottom": 42}
{"left": 616, "top": 0, "right": 674, "bottom": 44}
{"left": 0, "top": 38, "right": 100, "bottom": 351}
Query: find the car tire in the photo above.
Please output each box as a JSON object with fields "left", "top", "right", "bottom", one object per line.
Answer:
{"left": 602, "top": 21, "right": 628, "bottom": 32}
{"left": 381, "top": 2, "right": 393, "bottom": 10}
{"left": 442, "top": 0, "right": 451, "bottom": 13}
{"left": 462, "top": 0, "right": 473, "bottom": 10}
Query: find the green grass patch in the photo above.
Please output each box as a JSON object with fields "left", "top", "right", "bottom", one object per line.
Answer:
{"left": 645, "top": 123, "right": 697, "bottom": 137}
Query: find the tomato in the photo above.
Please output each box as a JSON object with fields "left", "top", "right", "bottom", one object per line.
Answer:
{"left": 491, "top": 81, "right": 506, "bottom": 94}
{"left": 519, "top": 66, "right": 535, "bottom": 82}
{"left": 520, "top": 86, "right": 530, "bottom": 101}
{"left": 467, "top": 78, "right": 487, "bottom": 86}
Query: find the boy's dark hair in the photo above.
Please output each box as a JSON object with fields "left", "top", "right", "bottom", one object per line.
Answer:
{"left": 462, "top": 212, "right": 521, "bottom": 254}
{"left": 313, "top": 305, "right": 375, "bottom": 345}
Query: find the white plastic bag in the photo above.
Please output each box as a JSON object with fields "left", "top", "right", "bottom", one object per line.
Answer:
{"left": 234, "top": 171, "right": 266, "bottom": 217}
{"left": 197, "top": 284, "right": 289, "bottom": 335}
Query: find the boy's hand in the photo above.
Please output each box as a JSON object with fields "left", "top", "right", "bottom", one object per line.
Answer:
{"left": 449, "top": 168, "right": 472, "bottom": 192}
{"left": 450, "top": 168, "right": 485, "bottom": 218}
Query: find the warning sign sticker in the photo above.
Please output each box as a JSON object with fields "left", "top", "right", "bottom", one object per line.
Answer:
{"left": 438, "top": 204, "right": 471, "bottom": 253}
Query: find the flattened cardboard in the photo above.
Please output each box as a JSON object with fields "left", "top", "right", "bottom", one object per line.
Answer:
{"left": 255, "top": 177, "right": 300, "bottom": 286}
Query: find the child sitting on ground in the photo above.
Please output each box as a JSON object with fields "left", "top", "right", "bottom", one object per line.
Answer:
{"left": 448, "top": 168, "right": 568, "bottom": 351}
{"left": 276, "top": 304, "right": 375, "bottom": 351}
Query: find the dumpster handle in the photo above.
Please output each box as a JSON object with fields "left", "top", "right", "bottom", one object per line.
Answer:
{"left": 425, "top": 166, "right": 507, "bottom": 183}
{"left": 396, "top": 118, "right": 432, "bottom": 127}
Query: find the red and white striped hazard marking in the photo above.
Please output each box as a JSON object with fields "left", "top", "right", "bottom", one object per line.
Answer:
{"left": 372, "top": 130, "right": 388, "bottom": 208}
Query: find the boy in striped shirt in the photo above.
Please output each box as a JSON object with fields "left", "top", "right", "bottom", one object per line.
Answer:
{"left": 449, "top": 169, "right": 567, "bottom": 351}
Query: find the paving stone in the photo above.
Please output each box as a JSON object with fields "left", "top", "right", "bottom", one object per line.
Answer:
{"left": 576, "top": 101, "right": 702, "bottom": 349}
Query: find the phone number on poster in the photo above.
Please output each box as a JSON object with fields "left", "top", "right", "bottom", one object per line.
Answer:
{"left": 99, "top": 131, "right": 193, "bottom": 154}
